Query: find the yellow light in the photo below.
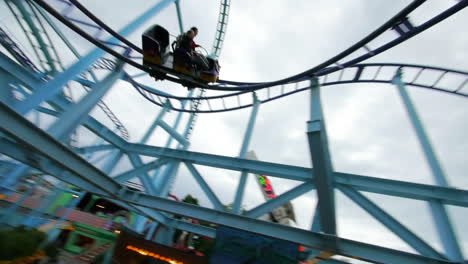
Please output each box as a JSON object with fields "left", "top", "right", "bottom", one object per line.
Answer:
{"left": 72, "top": 194, "right": 79, "bottom": 198}
{"left": 125, "top": 245, "right": 184, "bottom": 264}
{"left": 114, "top": 230, "right": 121, "bottom": 234}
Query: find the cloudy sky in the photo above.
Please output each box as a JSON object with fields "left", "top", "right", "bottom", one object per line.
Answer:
{"left": 1, "top": 0, "right": 467, "bottom": 261}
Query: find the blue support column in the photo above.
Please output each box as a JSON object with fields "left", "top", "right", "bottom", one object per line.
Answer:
{"left": 392, "top": 69, "right": 463, "bottom": 261}
{"left": 145, "top": 222, "right": 158, "bottom": 240}
{"left": 128, "top": 154, "right": 158, "bottom": 195}
{"left": 1, "top": 62, "right": 124, "bottom": 189}
{"left": 174, "top": 0, "right": 185, "bottom": 34}
{"left": 311, "top": 205, "right": 322, "bottom": 232}
{"left": 338, "top": 185, "right": 444, "bottom": 259}
{"left": 114, "top": 158, "right": 168, "bottom": 183}
{"left": 140, "top": 103, "right": 170, "bottom": 144}
{"left": 245, "top": 182, "right": 314, "bottom": 218}
{"left": 307, "top": 78, "right": 336, "bottom": 235}
{"left": 0, "top": 69, "right": 13, "bottom": 106}
{"left": 232, "top": 94, "right": 260, "bottom": 214}
{"left": 14, "top": 0, "right": 175, "bottom": 115}
{"left": 101, "top": 150, "right": 124, "bottom": 176}
{"left": 133, "top": 215, "right": 147, "bottom": 233}
{"left": 184, "top": 162, "right": 224, "bottom": 210}
{"left": 47, "top": 62, "right": 124, "bottom": 140}
{"left": 152, "top": 92, "right": 194, "bottom": 197}
{"left": 156, "top": 120, "right": 189, "bottom": 147}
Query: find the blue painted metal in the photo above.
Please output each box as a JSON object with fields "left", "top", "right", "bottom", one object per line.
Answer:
{"left": 174, "top": 0, "right": 184, "bottom": 34}
{"left": 145, "top": 222, "right": 158, "bottom": 240}
{"left": 151, "top": 92, "right": 197, "bottom": 200}
{"left": 184, "top": 162, "right": 225, "bottom": 210}
{"left": 114, "top": 158, "right": 169, "bottom": 183}
{"left": 311, "top": 205, "right": 321, "bottom": 233}
{"left": 0, "top": 52, "right": 39, "bottom": 88}
{"left": 245, "top": 182, "right": 314, "bottom": 218}
{"left": 338, "top": 185, "right": 444, "bottom": 259}
{"left": 334, "top": 172, "right": 468, "bottom": 207}
{"left": 7, "top": 67, "right": 468, "bottom": 208}
{"left": 11, "top": 0, "right": 59, "bottom": 73}
{"left": 1, "top": 61, "right": 124, "bottom": 189}
{"left": 100, "top": 150, "right": 124, "bottom": 176}
{"left": 392, "top": 69, "right": 463, "bottom": 261}
{"left": 140, "top": 103, "right": 169, "bottom": 144}
{"left": 127, "top": 153, "right": 158, "bottom": 195}
{"left": 0, "top": 103, "right": 458, "bottom": 263}
{"left": 0, "top": 69, "right": 13, "bottom": 106}
{"left": 150, "top": 90, "right": 193, "bottom": 193}
{"left": 77, "top": 144, "right": 116, "bottom": 154}
{"left": 47, "top": 62, "right": 124, "bottom": 140}
{"left": 14, "top": 0, "right": 175, "bottom": 115}
{"left": 307, "top": 78, "right": 336, "bottom": 235}
{"left": 210, "top": 0, "right": 231, "bottom": 58}
{"left": 127, "top": 143, "right": 313, "bottom": 181}
{"left": 233, "top": 94, "right": 260, "bottom": 214}
{"left": 1, "top": 1, "right": 467, "bottom": 260}
{"left": 155, "top": 119, "right": 189, "bottom": 147}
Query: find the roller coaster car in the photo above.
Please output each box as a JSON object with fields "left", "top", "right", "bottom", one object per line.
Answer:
{"left": 142, "top": 25, "right": 220, "bottom": 85}
{"left": 142, "top": 25, "right": 170, "bottom": 66}
{"left": 172, "top": 46, "right": 220, "bottom": 83}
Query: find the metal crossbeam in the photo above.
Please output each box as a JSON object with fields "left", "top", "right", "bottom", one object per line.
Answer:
{"left": 0, "top": 102, "right": 461, "bottom": 264}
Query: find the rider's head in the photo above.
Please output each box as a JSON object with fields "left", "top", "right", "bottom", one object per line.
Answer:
{"left": 186, "top": 29, "right": 195, "bottom": 38}
{"left": 190, "top": 27, "right": 198, "bottom": 36}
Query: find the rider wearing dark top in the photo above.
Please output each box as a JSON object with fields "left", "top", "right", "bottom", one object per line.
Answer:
{"left": 178, "top": 27, "right": 209, "bottom": 71}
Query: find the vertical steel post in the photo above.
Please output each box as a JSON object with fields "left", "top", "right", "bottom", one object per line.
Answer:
{"left": 307, "top": 78, "right": 336, "bottom": 235}
{"left": 232, "top": 94, "right": 260, "bottom": 214}
{"left": 152, "top": 92, "right": 193, "bottom": 184}
{"left": 174, "top": 0, "right": 185, "bottom": 34}
{"left": 0, "top": 69, "right": 13, "bottom": 106}
{"left": 392, "top": 69, "right": 463, "bottom": 261}
{"left": 140, "top": 102, "right": 170, "bottom": 144}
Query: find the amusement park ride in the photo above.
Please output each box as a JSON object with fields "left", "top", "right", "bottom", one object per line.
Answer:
{"left": 0, "top": 0, "right": 467, "bottom": 263}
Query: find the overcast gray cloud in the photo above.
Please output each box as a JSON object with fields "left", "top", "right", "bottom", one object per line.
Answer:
{"left": 1, "top": 0, "right": 467, "bottom": 261}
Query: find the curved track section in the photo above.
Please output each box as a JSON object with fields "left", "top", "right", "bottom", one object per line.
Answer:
{"left": 32, "top": 0, "right": 468, "bottom": 115}
{"left": 128, "top": 63, "right": 468, "bottom": 113}
{"left": 37, "top": 0, "right": 468, "bottom": 92}
{"left": 210, "top": 0, "right": 230, "bottom": 58}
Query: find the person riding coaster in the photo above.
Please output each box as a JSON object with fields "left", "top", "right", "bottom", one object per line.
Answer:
{"left": 142, "top": 25, "right": 220, "bottom": 84}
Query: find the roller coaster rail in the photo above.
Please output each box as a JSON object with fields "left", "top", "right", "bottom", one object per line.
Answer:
{"left": 34, "top": 0, "right": 468, "bottom": 93}
{"left": 1, "top": 0, "right": 467, "bottom": 263}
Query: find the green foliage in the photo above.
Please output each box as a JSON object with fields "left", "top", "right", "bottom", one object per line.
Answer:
{"left": 0, "top": 226, "right": 46, "bottom": 260}
{"left": 182, "top": 195, "right": 199, "bottom": 205}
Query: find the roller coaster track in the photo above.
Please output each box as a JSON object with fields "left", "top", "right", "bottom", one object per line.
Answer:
{"left": 0, "top": 26, "right": 42, "bottom": 74}
{"left": 32, "top": 0, "right": 468, "bottom": 113}
{"left": 211, "top": 0, "right": 230, "bottom": 59}
{"left": 5, "top": 0, "right": 62, "bottom": 75}
{"left": 126, "top": 63, "right": 468, "bottom": 113}
{"left": 2, "top": 0, "right": 131, "bottom": 140}
{"left": 33, "top": 0, "right": 468, "bottom": 95}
